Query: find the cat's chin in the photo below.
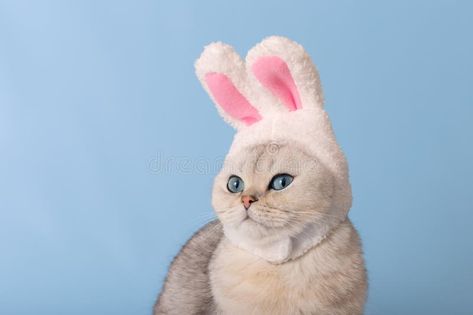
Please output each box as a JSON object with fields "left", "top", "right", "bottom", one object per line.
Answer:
{"left": 218, "top": 206, "right": 293, "bottom": 240}
{"left": 236, "top": 218, "right": 273, "bottom": 239}
{"left": 233, "top": 216, "right": 292, "bottom": 241}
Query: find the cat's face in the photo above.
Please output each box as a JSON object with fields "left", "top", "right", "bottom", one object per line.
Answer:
{"left": 212, "top": 142, "right": 335, "bottom": 239}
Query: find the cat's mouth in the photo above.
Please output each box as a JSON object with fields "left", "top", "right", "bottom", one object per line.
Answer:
{"left": 243, "top": 206, "right": 289, "bottom": 229}
{"left": 238, "top": 213, "right": 274, "bottom": 234}
{"left": 241, "top": 212, "right": 256, "bottom": 224}
{"left": 240, "top": 210, "right": 265, "bottom": 227}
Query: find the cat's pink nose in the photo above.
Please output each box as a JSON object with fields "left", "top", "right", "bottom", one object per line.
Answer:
{"left": 241, "top": 195, "right": 258, "bottom": 210}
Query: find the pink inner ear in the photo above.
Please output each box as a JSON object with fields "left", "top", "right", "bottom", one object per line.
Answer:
{"left": 252, "top": 56, "right": 302, "bottom": 111}
{"left": 205, "top": 72, "right": 261, "bottom": 126}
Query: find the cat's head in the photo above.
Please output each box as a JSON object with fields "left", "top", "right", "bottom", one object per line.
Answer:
{"left": 195, "top": 36, "right": 351, "bottom": 263}
{"left": 212, "top": 142, "right": 335, "bottom": 240}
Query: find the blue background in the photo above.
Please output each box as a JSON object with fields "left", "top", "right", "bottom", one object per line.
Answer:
{"left": 1, "top": 1, "right": 472, "bottom": 314}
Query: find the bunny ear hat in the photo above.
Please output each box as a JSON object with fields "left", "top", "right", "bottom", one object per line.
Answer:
{"left": 195, "top": 36, "right": 352, "bottom": 264}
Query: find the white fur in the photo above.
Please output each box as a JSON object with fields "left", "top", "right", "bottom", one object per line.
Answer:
{"left": 195, "top": 36, "right": 352, "bottom": 264}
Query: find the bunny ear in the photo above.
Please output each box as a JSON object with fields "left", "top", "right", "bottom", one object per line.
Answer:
{"left": 246, "top": 36, "right": 324, "bottom": 112}
{"left": 252, "top": 56, "right": 302, "bottom": 111}
{"left": 195, "top": 42, "right": 261, "bottom": 129}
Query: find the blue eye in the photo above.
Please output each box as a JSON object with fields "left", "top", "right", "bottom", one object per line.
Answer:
{"left": 270, "top": 174, "right": 294, "bottom": 191}
{"left": 227, "top": 175, "right": 244, "bottom": 193}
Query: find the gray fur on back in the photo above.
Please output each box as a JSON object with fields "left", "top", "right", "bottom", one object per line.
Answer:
{"left": 154, "top": 220, "right": 223, "bottom": 315}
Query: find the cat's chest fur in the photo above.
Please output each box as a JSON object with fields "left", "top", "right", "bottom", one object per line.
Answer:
{"left": 209, "top": 240, "right": 311, "bottom": 314}
{"left": 209, "top": 220, "right": 366, "bottom": 315}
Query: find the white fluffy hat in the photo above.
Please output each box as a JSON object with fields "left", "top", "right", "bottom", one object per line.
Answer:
{"left": 195, "top": 36, "right": 352, "bottom": 263}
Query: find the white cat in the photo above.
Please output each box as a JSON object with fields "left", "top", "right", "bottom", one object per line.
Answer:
{"left": 155, "top": 36, "right": 367, "bottom": 315}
